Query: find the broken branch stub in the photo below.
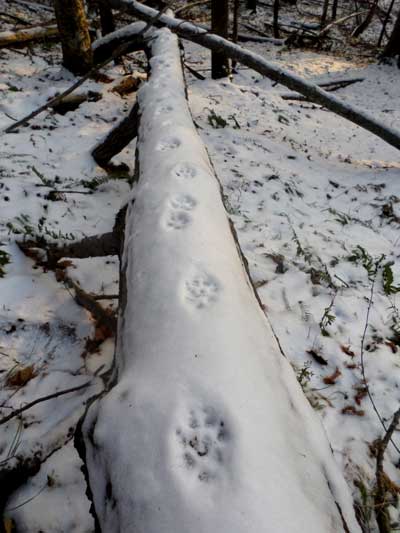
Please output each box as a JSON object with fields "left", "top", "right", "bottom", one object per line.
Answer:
{"left": 80, "top": 26, "right": 361, "bottom": 532}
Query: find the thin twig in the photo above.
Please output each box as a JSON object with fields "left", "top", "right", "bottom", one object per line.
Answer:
{"left": 5, "top": 482, "right": 47, "bottom": 511}
{"left": 0, "top": 381, "right": 92, "bottom": 425}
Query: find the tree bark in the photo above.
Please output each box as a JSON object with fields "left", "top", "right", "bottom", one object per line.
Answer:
{"left": 211, "top": 0, "right": 230, "bottom": 78}
{"left": 107, "top": 1, "right": 400, "bottom": 152}
{"left": 53, "top": 0, "right": 93, "bottom": 75}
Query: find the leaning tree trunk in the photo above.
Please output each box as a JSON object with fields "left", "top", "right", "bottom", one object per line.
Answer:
{"left": 54, "top": 0, "right": 93, "bottom": 75}
{"left": 211, "top": 0, "right": 230, "bottom": 78}
{"left": 80, "top": 25, "right": 361, "bottom": 533}
{"left": 107, "top": 0, "right": 400, "bottom": 153}
{"left": 381, "top": 7, "right": 400, "bottom": 63}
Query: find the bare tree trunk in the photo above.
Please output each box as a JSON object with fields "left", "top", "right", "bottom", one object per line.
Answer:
{"left": 351, "top": 0, "right": 378, "bottom": 38}
{"left": 331, "top": 0, "right": 339, "bottom": 21}
{"left": 53, "top": 0, "right": 93, "bottom": 75}
{"left": 211, "top": 0, "right": 230, "bottom": 78}
{"left": 107, "top": 0, "right": 400, "bottom": 152}
{"left": 273, "top": 0, "right": 280, "bottom": 38}
{"left": 232, "top": 0, "right": 240, "bottom": 70}
{"left": 378, "top": 0, "right": 395, "bottom": 47}
{"left": 381, "top": 6, "right": 400, "bottom": 61}
{"left": 98, "top": 0, "right": 116, "bottom": 36}
{"left": 321, "top": 0, "right": 330, "bottom": 26}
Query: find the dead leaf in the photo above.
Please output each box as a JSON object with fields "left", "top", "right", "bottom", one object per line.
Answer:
{"left": 385, "top": 340, "right": 398, "bottom": 354}
{"left": 354, "top": 385, "right": 368, "bottom": 405}
{"left": 7, "top": 365, "right": 36, "bottom": 387}
{"left": 112, "top": 75, "right": 141, "bottom": 97}
{"left": 323, "top": 367, "right": 341, "bottom": 385}
{"left": 57, "top": 259, "right": 74, "bottom": 269}
{"left": 341, "top": 405, "right": 365, "bottom": 416}
{"left": 341, "top": 345, "right": 355, "bottom": 357}
{"left": 3, "top": 517, "right": 15, "bottom": 533}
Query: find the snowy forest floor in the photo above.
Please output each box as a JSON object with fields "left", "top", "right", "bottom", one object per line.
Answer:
{"left": 0, "top": 1, "right": 400, "bottom": 532}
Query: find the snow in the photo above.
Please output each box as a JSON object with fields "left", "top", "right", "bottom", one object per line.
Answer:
{"left": 0, "top": 0, "right": 400, "bottom": 531}
{"left": 83, "top": 28, "right": 360, "bottom": 532}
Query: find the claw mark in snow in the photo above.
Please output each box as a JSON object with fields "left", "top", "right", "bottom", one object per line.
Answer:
{"left": 184, "top": 273, "right": 219, "bottom": 309}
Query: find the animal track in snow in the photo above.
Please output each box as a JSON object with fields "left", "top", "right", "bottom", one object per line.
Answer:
{"left": 175, "top": 406, "right": 230, "bottom": 483}
{"left": 157, "top": 137, "right": 181, "bottom": 152}
{"left": 172, "top": 162, "right": 197, "bottom": 180}
{"left": 165, "top": 210, "right": 191, "bottom": 230}
{"left": 184, "top": 273, "right": 219, "bottom": 309}
{"left": 170, "top": 194, "right": 197, "bottom": 211}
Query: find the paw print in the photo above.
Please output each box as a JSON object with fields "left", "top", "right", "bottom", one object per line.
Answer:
{"left": 175, "top": 406, "right": 230, "bottom": 483}
{"left": 184, "top": 273, "right": 219, "bottom": 309}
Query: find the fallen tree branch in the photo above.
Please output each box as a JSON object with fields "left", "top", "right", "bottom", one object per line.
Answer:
{"left": 0, "top": 12, "right": 30, "bottom": 25}
{"left": 281, "top": 77, "right": 364, "bottom": 100}
{"left": 0, "top": 382, "right": 92, "bottom": 426}
{"left": 92, "top": 102, "right": 139, "bottom": 168}
{"left": 175, "top": 0, "right": 211, "bottom": 16}
{"left": 0, "top": 24, "right": 58, "bottom": 48}
{"left": 66, "top": 277, "right": 117, "bottom": 334}
{"left": 318, "top": 9, "right": 369, "bottom": 38}
{"left": 7, "top": 0, "right": 52, "bottom": 13}
{"left": 238, "top": 22, "right": 285, "bottom": 43}
{"left": 108, "top": 0, "right": 400, "bottom": 152}
{"left": 92, "top": 21, "right": 146, "bottom": 63}
{"left": 48, "top": 231, "right": 120, "bottom": 264}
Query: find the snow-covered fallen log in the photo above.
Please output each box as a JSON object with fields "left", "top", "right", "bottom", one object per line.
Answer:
{"left": 108, "top": 0, "right": 400, "bottom": 153}
{"left": 80, "top": 26, "right": 361, "bottom": 532}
